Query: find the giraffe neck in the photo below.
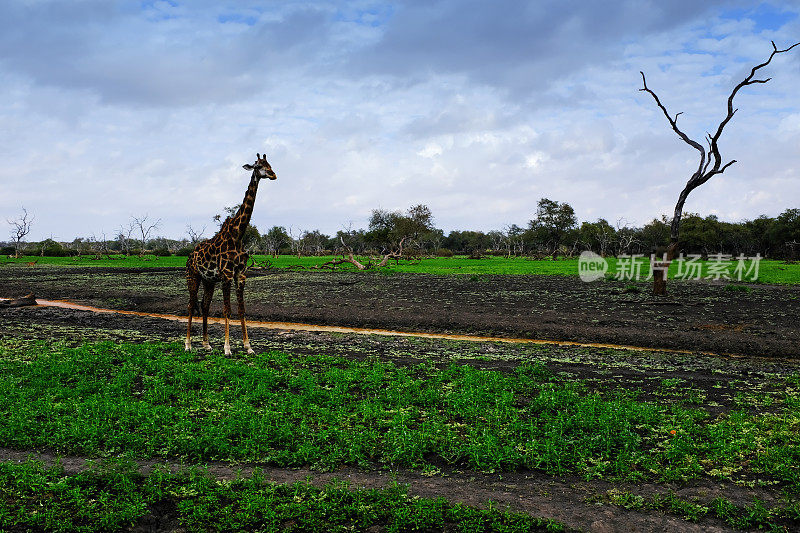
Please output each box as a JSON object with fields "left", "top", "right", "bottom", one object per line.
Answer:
{"left": 228, "top": 171, "right": 260, "bottom": 242}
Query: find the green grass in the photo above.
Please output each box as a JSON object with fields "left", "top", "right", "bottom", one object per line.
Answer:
{"left": 601, "top": 488, "right": 798, "bottom": 530}
{"left": 1, "top": 341, "right": 799, "bottom": 491}
{"left": 0, "top": 460, "right": 563, "bottom": 532}
{"left": 2, "top": 340, "right": 800, "bottom": 530}
{"left": 3, "top": 254, "right": 799, "bottom": 284}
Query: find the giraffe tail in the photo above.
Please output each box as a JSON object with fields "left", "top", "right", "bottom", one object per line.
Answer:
{"left": 192, "top": 300, "right": 201, "bottom": 316}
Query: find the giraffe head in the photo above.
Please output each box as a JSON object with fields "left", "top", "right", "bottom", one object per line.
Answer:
{"left": 242, "top": 153, "right": 277, "bottom": 181}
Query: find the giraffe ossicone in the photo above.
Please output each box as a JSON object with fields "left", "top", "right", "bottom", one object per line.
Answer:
{"left": 185, "top": 153, "right": 276, "bottom": 355}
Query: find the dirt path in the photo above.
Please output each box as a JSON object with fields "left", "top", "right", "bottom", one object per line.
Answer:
{"left": 0, "top": 448, "right": 746, "bottom": 532}
{"left": 19, "top": 296, "right": 720, "bottom": 357}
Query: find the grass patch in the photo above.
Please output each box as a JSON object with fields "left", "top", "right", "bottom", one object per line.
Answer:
{"left": 1, "top": 340, "right": 799, "bottom": 494}
{"left": 724, "top": 284, "right": 752, "bottom": 292}
{"left": 601, "top": 489, "right": 800, "bottom": 531}
{"left": 0, "top": 460, "right": 564, "bottom": 532}
{"left": 2, "top": 255, "right": 799, "bottom": 284}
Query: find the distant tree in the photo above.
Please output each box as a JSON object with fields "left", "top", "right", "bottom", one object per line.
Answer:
{"left": 299, "top": 229, "right": 329, "bottom": 256}
{"left": 117, "top": 221, "right": 136, "bottom": 256}
{"left": 242, "top": 224, "right": 261, "bottom": 254}
{"left": 131, "top": 214, "right": 161, "bottom": 258}
{"left": 528, "top": 198, "right": 577, "bottom": 257}
{"left": 679, "top": 214, "right": 724, "bottom": 257}
{"left": 443, "top": 230, "right": 489, "bottom": 255}
{"left": 579, "top": 219, "right": 616, "bottom": 257}
{"left": 639, "top": 40, "right": 799, "bottom": 294}
{"left": 87, "top": 232, "right": 112, "bottom": 259}
{"left": 185, "top": 224, "right": 206, "bottom": 245}
{"left": 487, "top": 230, "right": 506, "bottom": 254}
{"left": 367, "top": 204, "right": 436, "bottom": 254}
{"left": 638, "top": 217, "right": 670, "bottom": 252}
{"left": 7, "top": 207, "right": 34, "bottom": 258}
{"left": 504, "top": 224, "right": 526, "bottom": 256}
{"left": 615, "top": 219, "right": 640, "bottom": 255}
{"left": 34, "top": 238, "right": 69, "bottom": 257}
{"left": 213, "top": 204, "right": 240, "bottom": 226}
{"left": 263, "top": 226, "right": 290, "bottom": 257}
{"left": 768, "top": 208, "right": 800, "bottom": 259}
{"left": 421, "top": 228, "right": 445, "bottom": 255}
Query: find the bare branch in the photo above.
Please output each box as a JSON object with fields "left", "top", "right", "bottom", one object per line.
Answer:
{"left": 719, "top": 159, "right": 737, "bottom": 173}
{"left": 185, "top": 224, "right": 206, "bottom": 245}
{"left": 639, "top": 71, "right": 706, "bottom": 157}
{"left": 710, "top": 41, "right": 800, "bottom": 156}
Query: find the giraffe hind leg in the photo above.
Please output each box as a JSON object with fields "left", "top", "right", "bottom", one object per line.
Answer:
{"left": 186, "top": 274, "right": 200, "bottom": 351}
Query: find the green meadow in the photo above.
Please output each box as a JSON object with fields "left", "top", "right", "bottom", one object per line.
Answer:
{"left": 3, "top": 254, "right": 798, "bottom": 285}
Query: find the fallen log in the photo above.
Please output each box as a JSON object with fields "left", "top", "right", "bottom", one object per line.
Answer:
{"left": 0, "top": 293, "right": 37, "bottom": 308}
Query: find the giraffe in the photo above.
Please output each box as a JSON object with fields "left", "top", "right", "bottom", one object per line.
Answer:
{"left": 185, "top": 153, "right": 277, "bottom": 355}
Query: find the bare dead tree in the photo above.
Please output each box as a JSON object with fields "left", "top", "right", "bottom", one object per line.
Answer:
{"left": 131, "top": 214, "right": 161, "bottom": 258}
{"left": 616, "top": 218, "right": 640, "bottom": 255}
{"left": 326, "top": 236, "right": 370, "bottom": 270}
{"left": 117, "top": 222, "right": 136, "bottom": 256}
{"left": 640, "top": 41, "right": 800, "bottom": 295}
{"left": 186, "top": 224, "right": 206, "bottom": 246}
{"left": 87, "top": 232, "right": 111, "bottom": 259}
{"left": 287, "top": 226, "right": 303, "bottom": 258}
{"left": 375, "top": 236, "right": 406, "bottom": 267}
{"left": 305, "top": 233, "right": 411, "bottom": 272}
{"left": 7, "top": 207, "right": 34, "bottom": 258}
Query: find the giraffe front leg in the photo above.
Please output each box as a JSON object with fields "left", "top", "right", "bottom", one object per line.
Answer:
{"left": 236, "top": 274, "right": 254, "bottom": 354}
{"left": 222, "top": 281, "right": 232, "bottom": 356}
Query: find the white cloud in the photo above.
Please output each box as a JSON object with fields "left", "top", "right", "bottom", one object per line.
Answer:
{"left": 1, "top": 1, "right": 799, "bottom": 242}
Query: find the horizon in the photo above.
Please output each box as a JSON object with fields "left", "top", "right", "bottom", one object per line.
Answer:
{"left": 4, "top": 203, "right": 796, "bottom": 245}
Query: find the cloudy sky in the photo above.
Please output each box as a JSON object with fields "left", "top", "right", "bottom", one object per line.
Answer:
{"left": 1, "top": 0, "right": 799, "bottom": 242}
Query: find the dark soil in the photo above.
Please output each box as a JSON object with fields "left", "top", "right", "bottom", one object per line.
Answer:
{"left": 1, "top": 264, "right": 799, "bottom": 357}
{"left": 1, "top": 264, "right": 799, "bottom": 532}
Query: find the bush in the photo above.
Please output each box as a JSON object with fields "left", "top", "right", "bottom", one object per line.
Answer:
{"left": 175, "top": 246, "right": 195, "bottom": 257}
{"left": 437, "top": 248, "right": 454, "bottom": 257}
{"left": 153, "top": 247, "right": 172, "bottom": 257}
{"left": 32, "top": 239, "right": 70, "bottom": 257}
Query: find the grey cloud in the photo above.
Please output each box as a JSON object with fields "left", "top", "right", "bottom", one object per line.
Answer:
{"left": 349, "top": 0, "right": 733, "bottom": 98}
{"left": 0, "top": 1, "right": 337, "bottom": 107}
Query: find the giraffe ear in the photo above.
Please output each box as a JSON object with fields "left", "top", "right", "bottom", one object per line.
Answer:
{"left": 242, "top": 164, "right": 254, "bottom": 170}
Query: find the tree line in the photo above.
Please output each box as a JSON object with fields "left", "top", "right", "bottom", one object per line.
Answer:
{"left": 4, "top": 199, "right": 800, "bottom": 260}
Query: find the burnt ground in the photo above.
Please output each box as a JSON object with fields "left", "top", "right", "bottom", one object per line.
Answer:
{"left": 0, "top": 264, "right": 799, "bottom": 357}
{"left": 1, "top": 264, "right": 800, "bottom": 531}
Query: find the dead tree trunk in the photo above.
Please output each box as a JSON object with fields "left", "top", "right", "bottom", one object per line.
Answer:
{"left": 0, "top": 293, "right": 37, "bottom": 308}
{"left": 640, "top": 41, "right": 799, "bottom": 295}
